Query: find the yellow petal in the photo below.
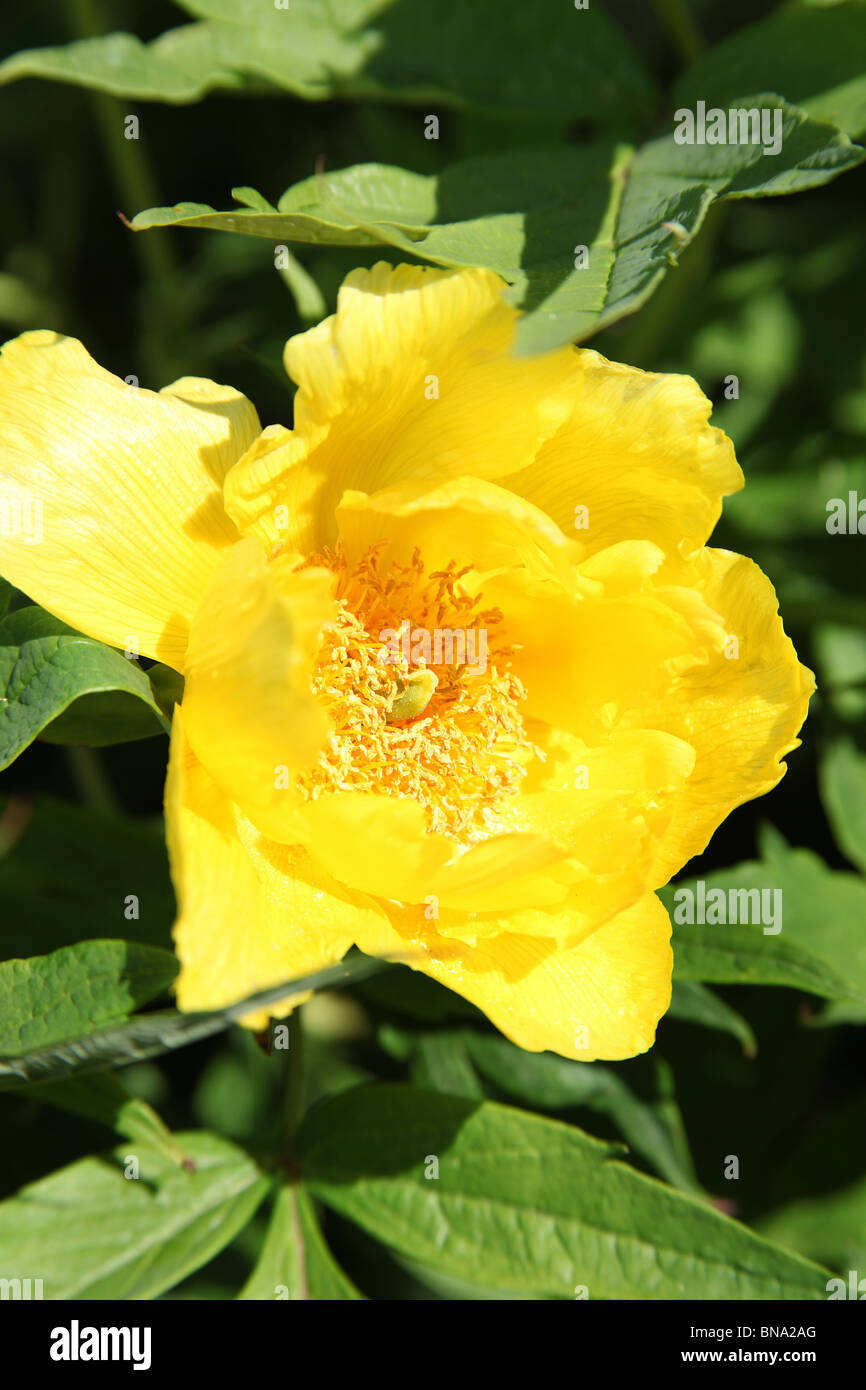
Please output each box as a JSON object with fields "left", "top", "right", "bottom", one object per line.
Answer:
{"left": 504, "top": 348, "right": 742, "bottom": 559}
{"left": 166, "top": 706, "right": 389, "bottom": 1026}
{"left": 181, "top": 537, "right": 334, "bottom": 843}
{"left": 259, "top": 491, "right": 696, "bottom": 919}
{"left": 418, "top": 727, "right": 693, "bottom": 935}
{"left": 428, "top": 833, "right": 574, "bottom": 915}
{"left": 303, "top": 797, "right": 574, "bottom": 918}
{"left": 335, "top": 473, "right": 581, "bottom": 590}
{"left": 223, "top": 422, "right": 319, "bottom": 559}
{"left": 479, "top": 726, "right": 696, "bottom": 918}
{"left": 356, "top": 891, "right": 673, "bottom": 1061}
{"left": 0, "top": 333, "right": 259, "bottom": 667}
{"left": 484, "top": 541, "right": 718, "bottom": 738}
{"left": 301, "top": 791, "right": 456, "bottom": 905}
{"left": 400, "top": 727, "right": 694, "bottom": 928}
{"left": 632, "top": 549, "right": 816, "bottom": 880}
{"left": 223, "top": 263, "right": 578, "bottom": 552}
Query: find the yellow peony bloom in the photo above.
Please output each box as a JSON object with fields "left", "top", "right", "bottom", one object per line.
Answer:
{"left": 0, "top": 264, "right": 814, "bottom": 1060}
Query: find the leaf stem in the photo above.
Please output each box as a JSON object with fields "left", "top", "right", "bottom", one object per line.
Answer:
{"left": 280, "top": 1009, "right": 306, "bottom": 1153}
{"left": 651, "top": 0, "right": 705, "bottom": 65}
{"left": 288, "top": 1184, "right": 310, "bottom": 1300}
{"left": 65, "top": 745, "right": 120, "bottom": 815}
{"left": 63, "top": 0, "right": 177, "bottom": 284}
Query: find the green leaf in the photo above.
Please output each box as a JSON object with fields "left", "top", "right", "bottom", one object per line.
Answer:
{"left": 131, "top": 143, "right": 628, "bottom": 350}
{"left": 672, "top": 1, "right": 866, "bottom": 141}
{"left": 275, "top": 247, "right": 327, "bottom": 325}
{"left": 0, "top": 1131, "right": 270, "bottom": 1299}
{"left": 667, "top": 980, "right": 757, "bottom": 1057}
{"left": 147, "top": 662, "right": 185, "bottom": 719}
{"left": 299, "top": 1084, "right": 830, "bottom": 1299}
{"left": 815, "top": 623, "right": 866, "bottom": 723}
{"left": 758, "top": 826, "right": 866, "bottom": 1026}
{"left": 407, "top": 1031, "right": 485, "bottom": 1101}
{"left": 239, "top": 1183, "right": 362, "bottom": 1300}
{"left": 185, "top": 0, "right": 657, "bottom": 121}
{"left": 0, "top": 606, "right": 168, "bottom": 768}
{"left": 0, "top": 26, "right": 254, "bottom": 104}
{"left": 39, "top": 690, "right": 166, "bottom": 746}
{"left": 463, "top": 1031, "right": 698, "bottom": 1191}
{"left": 756, "top": 1178, "right": 866, "bottom": 1276}
{"left": 819, "top": 738, "right": 866, "bottom": 873}
{"left": 0, "top": 940, "right": 177, "bottom": 1056}
{"left": 670, "top": 916, "right": 856, "bottom": 999}
{"left": 131, "top": 100, "right": 863, "bottom": 354}
{"left": 32, "top": 1071, "right": 195, "bottom": 1168}
{"left": 587, "top": 96, "right": 864, "bottom": 352}
{"left": 665, "top": 831, "right": 866, "bottom": 1021}
{"left": 0, "top": 0, "right": 657, "bottom": 124}
{"left": 663, "top": 862, "right": 864, "bottom": 1005}
{"left": 0, "top": 796, "right": 175, "bottom": 958}
{"left": 0, "top": 952, "right": 394, "bottom": 1088}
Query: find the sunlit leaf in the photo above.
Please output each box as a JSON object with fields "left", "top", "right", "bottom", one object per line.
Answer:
{"left": 239, "top": 1183, "right": 362, "bottom": 1300}
{"left": 0, "top": 606, "right": 168, "bottom": 768}
{"left": 0, "top": 1131, "right": 270, "bottom": 1299}
{"left": 131, "top": 102, "right": 863, "bottom": 352}
{"left": 0, "top": 952, "right": 395, "bottom": 1087}
{"left": 0, "top": 0, "right": 656, "bottom": 124}
{"left": 672, "top": 1, "right": 866, "bottom": 140}
{"left": 300, "top": 1084, "right": 831, "bottom": 1299}
{"left": 0, "top": 940, "right": 177, "bottom": 1056}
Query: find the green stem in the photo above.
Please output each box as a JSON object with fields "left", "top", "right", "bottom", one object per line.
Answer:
{"left": 65, "top": 745, "right": 120, "bottom": 815}
{"left": 63, "top": 0, "right": 177, "bottom": 286}
{"left": 280, "top": 1010, "right": 306, "bottom": 1152}
{"left": 651, "top": 0, "right": 705, "bottom": 65}
{"left": 288, "top": 1185, "right": 310, "bottom": 1300}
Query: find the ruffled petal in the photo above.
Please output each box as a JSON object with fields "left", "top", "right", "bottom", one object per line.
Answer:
{"left": 354, "top": 891, "right": 673, "bottom": 1061}
{"left": 0, "top": 333, "right": 259, "bottom": 667}
{"left": 334, "top": 473, "right": 581, "bottom": 587}
{"left": 485, "top": 540, "right": 723, "bottom": 738}
{"left": 503, "top": 348, "right": 742, "bottom": 558}
{"left": 223, "top": 263, "right": 578, "bottom": 553}
{"left": 628, "top": 549, "right": 815, "bottom": 879}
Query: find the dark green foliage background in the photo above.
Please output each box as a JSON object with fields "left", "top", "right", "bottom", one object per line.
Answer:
{"left": 0, "top": 0, "right": 864, "bottom": 1300}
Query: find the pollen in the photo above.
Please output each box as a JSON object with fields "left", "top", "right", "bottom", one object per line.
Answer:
{"left": 295, "top": 541, "right": 536, "bottom": 840}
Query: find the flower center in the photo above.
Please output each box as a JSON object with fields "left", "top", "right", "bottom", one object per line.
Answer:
{"left": 296, "top": 541, "right": 535, "bottom": 840}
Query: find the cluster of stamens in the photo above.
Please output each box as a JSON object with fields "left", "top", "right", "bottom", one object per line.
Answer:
{"left": 295, "top": 541, "right": 535, "bottom": 840}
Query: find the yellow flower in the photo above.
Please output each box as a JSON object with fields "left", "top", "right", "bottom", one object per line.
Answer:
{"left": 0, "top": 265, "right": 814, "bottom": 1060}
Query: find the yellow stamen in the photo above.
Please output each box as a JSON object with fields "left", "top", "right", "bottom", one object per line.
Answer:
{"left": 296, "top": 542, "right": 535, "bottom": 840}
